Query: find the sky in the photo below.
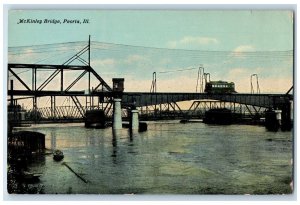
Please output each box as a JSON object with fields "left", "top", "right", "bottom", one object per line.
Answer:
{"left": 7, "top": 10, "right": 294, "bottom": 94}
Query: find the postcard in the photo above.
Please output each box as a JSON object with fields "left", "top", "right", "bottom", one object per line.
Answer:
{"left": 6, "top": 9, "right": 294, "bottom": 195}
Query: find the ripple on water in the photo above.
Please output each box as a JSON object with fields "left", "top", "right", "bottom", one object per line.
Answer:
{"left": 22, "top": 122, "right": 293, "bottom": 194}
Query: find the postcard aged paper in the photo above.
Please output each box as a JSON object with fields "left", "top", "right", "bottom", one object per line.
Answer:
{"left": 7, "top": 10, "right": 294, "bottom": 195}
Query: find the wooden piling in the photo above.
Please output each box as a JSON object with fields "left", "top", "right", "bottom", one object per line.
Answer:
{"left": 62, "top": 162, "right": 88, "bottom": 183}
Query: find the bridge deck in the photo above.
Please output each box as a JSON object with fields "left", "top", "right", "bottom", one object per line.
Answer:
{"left": 122, "top": 92, "right": 291, "bottom": 108}
{"left": 8, "top": 90, "right": 292, "bottom": 108}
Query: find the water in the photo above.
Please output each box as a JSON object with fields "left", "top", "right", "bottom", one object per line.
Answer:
{"left": 15, "top": 121, "right": 293, "bottom": 194}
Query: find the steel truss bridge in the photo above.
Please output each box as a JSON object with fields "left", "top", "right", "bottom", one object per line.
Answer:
{"left": 8, "top": 38, "right": 293, "bottom": 123}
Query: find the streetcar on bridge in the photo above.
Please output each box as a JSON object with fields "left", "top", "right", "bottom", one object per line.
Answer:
{"left": 204, "top": 80, "right": 236, "bottom": 94}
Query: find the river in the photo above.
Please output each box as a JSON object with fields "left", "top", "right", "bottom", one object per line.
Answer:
{"left": 14, "top": 121, "right": 293, "bottom": 194}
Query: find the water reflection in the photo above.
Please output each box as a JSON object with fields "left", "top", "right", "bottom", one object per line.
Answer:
{"left": 128, "top": 129, "right": 139, "bottom": 142}
{"left": 129, "top": 130, "right": 133, "bottom": 142}
{"left": 50, "top": 129, "right": 56, "bottom": 151}
{"left": 86, "top": 133, "right": 95, "bottom": 147}
{"left": 127, "top": 130, "right": 138, "bottom": 155}
{"left": 111, "top": 130, "right": 120, "bottom": 162}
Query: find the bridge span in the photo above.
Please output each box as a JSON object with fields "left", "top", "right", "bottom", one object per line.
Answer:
{"left": 8, "top": 89, "right": 292, "bottom": 109}
{"left": 122, "top": 92, "right": 292, "bottom": 108}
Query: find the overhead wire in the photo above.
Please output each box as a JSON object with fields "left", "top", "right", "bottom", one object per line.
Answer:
{"left": 8, "top": 40, "right": 293, "bottom": 81}
{"left": 8, "top": 40, "right": 292, "bottom": 65}
{"left": 158, "top": 67, "right": 198, "bottom": 74}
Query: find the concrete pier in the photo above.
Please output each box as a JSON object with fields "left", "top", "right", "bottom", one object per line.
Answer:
{"left": 265, "top": 109, "right": 280, "bottom": 132}
{"left": 274, "top": 110, "right": 282, "bottom": 125}
{"left": 131, "top": 110, "right": 139, "bottom": 130}
{"left": 280, "top": 100, "right": 292, "bottom": 131}
{"left": 113, "top": 98, "right": 122, "bottom": 129}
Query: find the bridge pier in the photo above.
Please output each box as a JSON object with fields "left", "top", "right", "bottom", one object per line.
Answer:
{"left": 265, "top": 99, "right": 292, "bottom": 132}
{"left": 130, "top": 110, "right": 139, "bottom": 131}
{"left": 113, "top": 98, "right": 122, "bottom": 130}
{"left": 265, "top": 110, "right": 280, "bottom": 132}
{"left": 280, "top": 100, "right": 293, "bottom": 131}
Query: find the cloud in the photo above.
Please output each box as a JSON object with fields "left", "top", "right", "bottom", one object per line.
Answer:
{"left": 8, "top": 48, "right": 39, "bottom": 63}
{"left": 226, "top": 67, "right": 263, "bottom": 78}
{"left": 231, "top": 45, "right": 255, "bottom": 58}
{"left": 124, "top": 54, "right": 148, "bottom": 64}
{"left": 221, "top": 66, "right": 292, "bottom": 93}
{"left": 233, "top": 45, "right": 255, "bottom": 53}
{"left": 167, "top": 36, "right": 218, "bottom": 48}
{"left": 91, "top": 58, "right": 116, "bottom": 68}
{"left": 124, "top": 75, "right": 199, "bottom": 93}
{"left": 258, "top": 77, "right": 293, "bottom": 93}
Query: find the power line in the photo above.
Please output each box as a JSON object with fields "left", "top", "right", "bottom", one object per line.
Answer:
{"left": 8, "top": 47, "right": 86, "bottom": 55}
{"left": 91, "top": 41, "right": 293, "bottom": 54}
{"left": 158, "top": 67, "right": 198, "bottom": 74}
{"left": 9, "top": 40, "right": 293, "bottom": 54}
{"left": 8, "top": 40, "right": 293, "bottom": 69}
{"left": 8, "top": 41, "right": 87, "bottom": 50}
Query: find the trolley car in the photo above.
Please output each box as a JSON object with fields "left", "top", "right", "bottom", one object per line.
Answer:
{"left": 204, "top": 81, "right": 236, "bottom": 94}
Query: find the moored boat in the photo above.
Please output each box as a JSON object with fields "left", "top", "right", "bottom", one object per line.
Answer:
{"left": 53, "top": 150, "right": 64, "bottom": 161}
{"left": 22, "top": 171, "right": 42, "bottom": 183}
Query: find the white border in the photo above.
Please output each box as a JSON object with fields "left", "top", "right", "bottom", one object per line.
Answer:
{"left": 1, "top": 1, "right": 299, "bottom": 204}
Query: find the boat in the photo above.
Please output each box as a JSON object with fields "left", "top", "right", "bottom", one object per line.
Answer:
{"left": 22, "top": 171, "right": 42, "bottom": 183}
{"left": 53, "top": 150, "right": 64, "bottom": 161}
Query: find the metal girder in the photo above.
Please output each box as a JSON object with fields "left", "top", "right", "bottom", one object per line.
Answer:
{"left": 8, "top": 68, "right": 31, "bottom": 91}
{"left": 63, "top": 45, "right": 89, "bottom": 65}
{"left": 8, "top": 64, "right": 112, "bottom": 92}
{"left": 76, "top": 56, "right": 89, "bottom": 66}
{"left": 70, "top": 96, "right": 85, "bottom": 118}
{"left": 7, "top": 90, "right": 116, "bottom": 97}
{"left": 37, "top": 69, "right": 61, "bottom": 91}
{"left": 8, "top": 63, "right": 90, "bottom": 70}
{"left": 104, "top": 102, "right": 113, "bottom": 116}
{"left": 92, "top": 83, "right": 103, "bottom": 92}
{"left": 286, "top": 86, "right": 293, "bottom": 95}
{"left": 65, "top": 70, "right": 88, "bottom": 91}
{"left": 121, "top": 92, "right": 292, "bottom": 109}
{"left": 244, "top": 104, "right": 254, "bottom": 116}
{"left": 89, "top": 68, "right": 112, "bottom": 91}
{"left": 7, "top": 96, "right": 34, "bottom": 101}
